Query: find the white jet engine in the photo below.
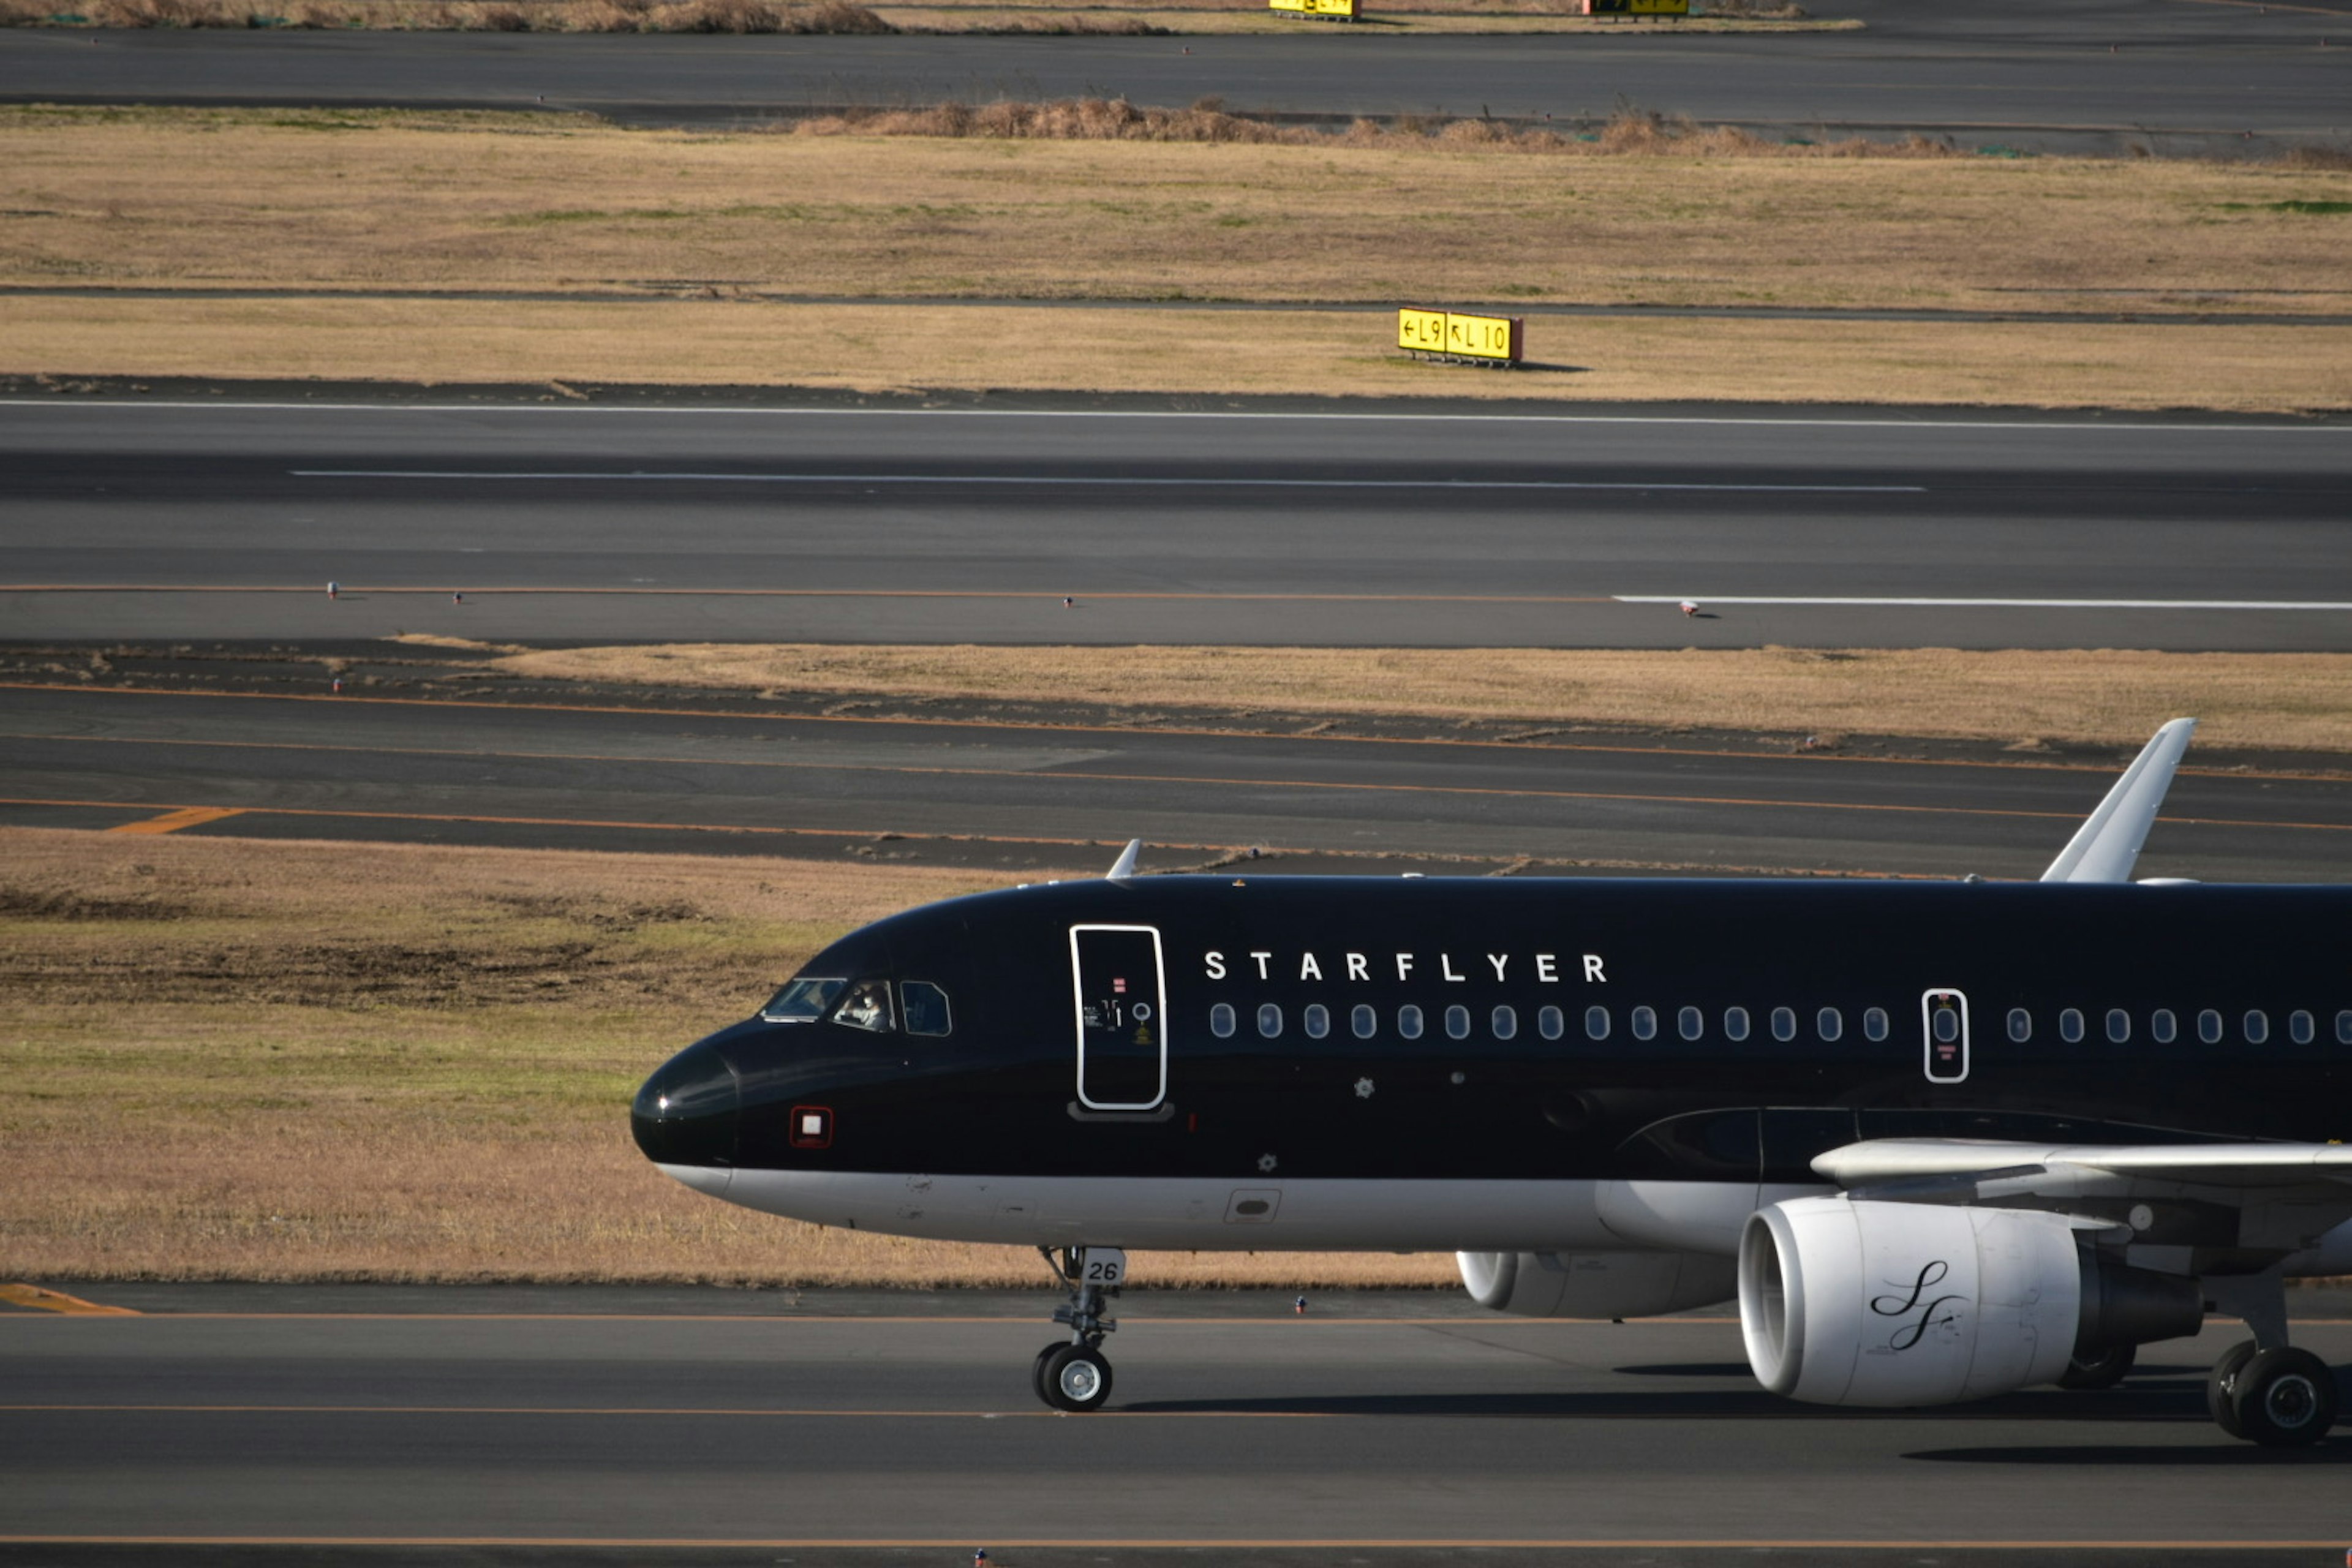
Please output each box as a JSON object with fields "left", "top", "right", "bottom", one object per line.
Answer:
{"left": 1457, "top": 1249, "right": 1736, "bottom": 1319}
{"left": 1738, "top": 1196, "right": 2202, "bottom": 1407}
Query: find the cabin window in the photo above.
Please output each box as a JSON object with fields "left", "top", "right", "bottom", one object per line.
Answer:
{"left": 1398, "top": 1004, "right": 1425, "bottom": 1041}
{"left": 1863, "top": 1007, "right": 1890, "bottom": 1042}
{"left": 2199, "top": 1009, "right": 2224, "bottom": 1044}
{"left": 2059, "top": 1008, "right": 2085, "bottom": 1044}
{"left": 1676, "top": 1006, "right": 1703, "bottom": 1041}
{"left": 1492, "top": 1005, "right": 1518, "bottom": 1041}
{"left": 2007, "top": 1008, "right": 2031, "bottom": 1043}
{"left": 1257, "top": 1003, "right": 1284, "bottom": 1039}
{"left": 2150, "top": 1009, "right": 2176, "bottom": 1043}
{"left": 1446, "top": 1005, "right": 1472, "bottom": 1041}
{"left": 1817, "top": 1008, "right": 1843, "bottom": 1043}
{"left": 1723, "top": 1007, "right": 1750, "bottom": 1042}
{"left": 832, "top": 979, "right": 894, "bottom": 1033}
{"left": 2244, "top": 1009, "right": 2269, "bottom": 1044}
{"left": 761, "top": 976, "right": 846, "bottom": 1023}
{"left": 1304, "top": 1003, "right": 1331, "bottom": 1040}
{"left": 1585, "top": 1005, "right": 1611, "bottom": 1041}
{"left": 2106, "top": 1009, "right": 2131, "bottom": 1044}
{"left": 1630, "top": 1006, "right": 1657, "bottom": 1041}
{"left": 900, "top": 981, "right": 953, "bottom": 1038}
{"left": 1770, "top": 1007, "right": 1796, "bottom": 1043}
{"left": 1210, "top": 1003, "right": 1237, "bottom": 1039}
{"left": 2337, "top": 1011, "right": 2352, "bottom": 1044}
{"left": 2290, "top": 1010, "right": 2315, "bottom": 1046}
{"left": 1538, "top": 1005, "right": 1564, "bottom": 1041}
{"left": 1351, "top": 1004, "right": 1378, "bottom": 1040}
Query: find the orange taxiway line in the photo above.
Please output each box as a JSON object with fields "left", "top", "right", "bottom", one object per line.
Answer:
{"left": 105, "top": 804, "right": 247, "bottom": 835}
{"left": 2, "top": 584, "right": 1621, "bottom": 603}
{"left": 0, "top": 794, "right": 1177, "bottom": 856}
{"left": 0, "top": 1284, "right": 140, "bottom": 1316}
{"left": 0, "top": 1313, "right": 1747, "bottom": 1326}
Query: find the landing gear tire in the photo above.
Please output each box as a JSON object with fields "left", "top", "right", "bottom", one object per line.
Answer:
{"left": 1041, "top": 1344, "right": 1114, "bottom": 1412}
{"left": 1032, "top": 1342, "right": 1066, "bottom": 1404}
{"left": 2207, "top": 1339, "right": 2259, "bottom": 1439}
{"left": 2056, "top": 1342, "right": 2136, "bottom": 1390}
{"left": 2230, "top": 1346, "right": 2339, "bottom": 1447}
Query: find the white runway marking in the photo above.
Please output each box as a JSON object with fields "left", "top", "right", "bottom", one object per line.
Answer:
{"left": 1617, "top": 595, "right": 2352, "bottom": 611}
{"left": 291, "top": 469, "right": 1924, "bottom": 494}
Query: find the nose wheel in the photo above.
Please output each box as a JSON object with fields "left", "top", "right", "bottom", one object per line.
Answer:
{"left": 1038, "top": 1343, "right": 1114, "bottom": 1411}
{"left": 1033, "top": 1245, "right": 1123, "bottom": 1412}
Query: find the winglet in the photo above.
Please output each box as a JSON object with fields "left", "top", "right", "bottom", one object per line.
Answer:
{"left": 1106, "top": 839, "right": 1142, "bottom": 881}
{"left": 2039, "top": 718, "right": 2197, "bottom": 883}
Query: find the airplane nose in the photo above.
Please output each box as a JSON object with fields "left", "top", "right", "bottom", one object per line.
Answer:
{"left": 631, "top": 1037, "right": 740, "bottom": 1187}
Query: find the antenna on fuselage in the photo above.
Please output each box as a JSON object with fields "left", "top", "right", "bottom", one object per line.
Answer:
{"left": 1106, "top": 839, "right": 1142, "bottom": 881}
{"left": 2039, "top": 717, "right": 2197, "bottom": 884}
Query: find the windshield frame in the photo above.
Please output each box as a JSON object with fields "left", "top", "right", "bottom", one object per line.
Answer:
{"left": 760, "top": 976, "right": 847, "bottom": 1023}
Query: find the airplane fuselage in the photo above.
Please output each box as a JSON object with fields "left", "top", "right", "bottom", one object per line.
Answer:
{"left": 633, "top": 875, "right": 2352, "bottom": 1261}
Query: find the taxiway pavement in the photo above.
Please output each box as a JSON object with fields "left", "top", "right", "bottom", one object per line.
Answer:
{"left": 2, "top": 1286, "right": 2349, "bottom": 1555}
{"left": 2, "top": 0, "right": 2347, "bottom": 154}
{"left": 2, "top": 681, "right": 2346, "bottom": 879}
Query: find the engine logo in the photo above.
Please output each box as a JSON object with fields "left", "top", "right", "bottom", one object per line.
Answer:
{"left": 1869, "top": 1261, "right": 1964, "bottom": 1352}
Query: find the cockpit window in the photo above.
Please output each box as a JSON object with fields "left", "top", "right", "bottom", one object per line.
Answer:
{"left": 900, "top": 981, "right": 952, "bottom": 1038}
{"left": 831, "top": 979, "right": 895, "bottom": 1033}
{"left": 761, "top": 976, "right": 846, "bottom": 1023}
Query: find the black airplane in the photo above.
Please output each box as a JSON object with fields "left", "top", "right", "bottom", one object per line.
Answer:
{"left": 633, "top": 718, "right": 2352, "bottom": 1445}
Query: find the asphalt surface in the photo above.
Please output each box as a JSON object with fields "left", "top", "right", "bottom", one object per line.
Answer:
{"left": 3, "top": 1285, "right": 2351, "bottom": 1555}
{"left": 3, "top": 676, "right": 2348, "bottom": 878}
{"left": 3, "top": 0, "right": 2349, "bottom": 154}
{"left": 7, "top": 398, "right": 2352, "bottom": 650}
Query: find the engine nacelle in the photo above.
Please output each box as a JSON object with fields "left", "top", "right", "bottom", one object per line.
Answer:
{"left": 1739, "top": 1197, "right": 2201, "bottom": 1408}
{"left": 1457, "top": 1249, "right": 1736, "bottom": 1319}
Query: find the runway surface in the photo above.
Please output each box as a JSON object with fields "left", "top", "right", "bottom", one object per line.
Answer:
{"left": 3, "top": 1284, "right": 2350, "bottom": 1555}
{"left": 7, "top": 398, "right": 2351, "bottom": 650}
{"left": 3, "top": 0, "right": 2348, "bottom": 153}
{"left": 4, "top": 677, "right": 2347, "bottom": 880}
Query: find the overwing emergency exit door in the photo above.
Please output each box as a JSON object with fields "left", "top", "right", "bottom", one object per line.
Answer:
{"left": 1071, "top": 924, "right": 1167, "bottom": 1110}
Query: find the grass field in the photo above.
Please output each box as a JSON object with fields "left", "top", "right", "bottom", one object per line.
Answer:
{"left": 493, "top": 644, "right": 2352, "bottom": 756}
{"left": 7, "top": 108, "right": 2345, "bottom": 313}
{"left": 0, "top": 827, "right": 1463, "bottom": 1288}
{"left": 3, "top": 106, "right": 2347, "bottom": 408}
{"left": 0, "top": 0, "right": 1855, "bottom": 34}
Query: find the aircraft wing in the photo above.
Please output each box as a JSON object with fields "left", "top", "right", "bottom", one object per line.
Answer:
{"left": 1815, "top": 1139, "right": 2352, "bottom": 1189}
{"left": 1809, "top": 1137, "right": 2352, "bottom": 1266}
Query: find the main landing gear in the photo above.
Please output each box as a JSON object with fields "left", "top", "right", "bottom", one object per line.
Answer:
{"left": 1033, "top": 1245, "right": 1124, "bottom": 1412}
{"left": 2201, "top": 1278, "right": 2340, "bottom": 1447}
{"left": 2207, "top": 1341, "right": 2340, "bottom": 1447}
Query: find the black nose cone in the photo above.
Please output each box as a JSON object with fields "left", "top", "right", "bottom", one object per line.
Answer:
{"left": 631, "top": 1037, "right": 740, "bottom": 1171}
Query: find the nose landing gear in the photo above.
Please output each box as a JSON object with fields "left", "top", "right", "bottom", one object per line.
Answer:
{"left": 1033, "top": 1245, "right": 1123, "bottom": 1412}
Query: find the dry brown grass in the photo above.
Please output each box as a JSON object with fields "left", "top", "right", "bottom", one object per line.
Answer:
{"left": 8, "top": 294, "right": 2348, "bottom": 411}
{"left": 2, "top": 105, "right": 2345, "bottom": 407}
{"left": 3, "top": 107, "right": 2345, "bottom": 315}
{"left": 0, "top": 827, "right": 1460, "bottom": 1287}
{"left": 0, "top": 0, "right": 1855, "bottom": 31}
{"left": 21, "top": 0, "right": 898, "bottom": 31}
{"left": 492, "top": 644, "right": 2352, "bottom": 756}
